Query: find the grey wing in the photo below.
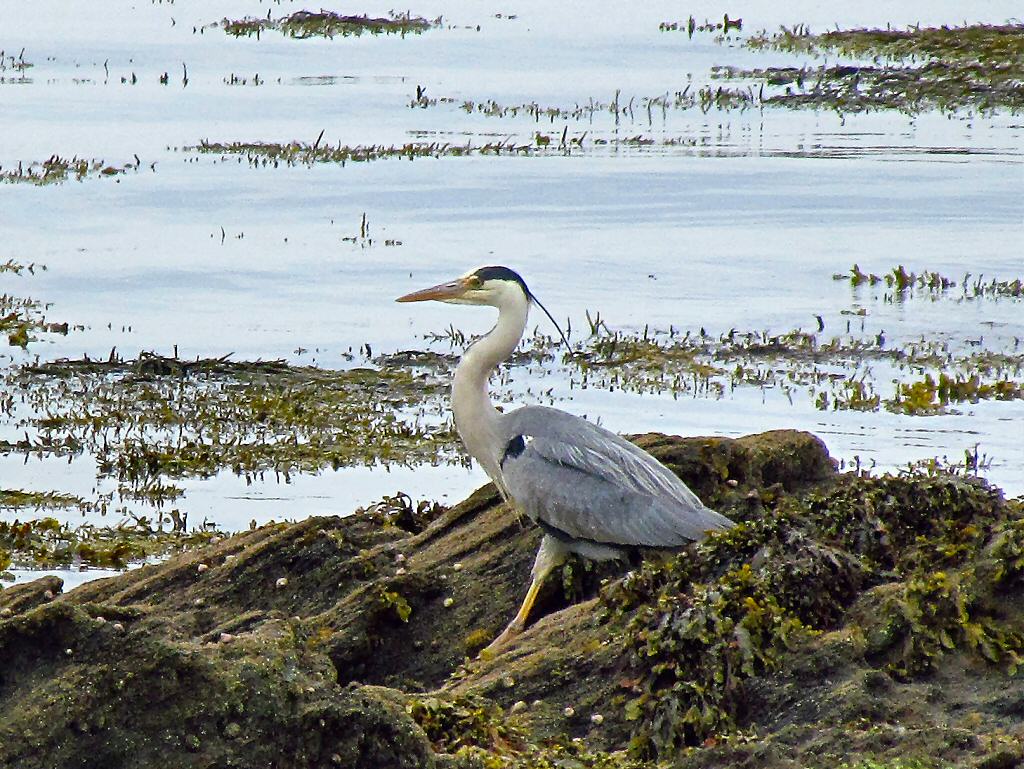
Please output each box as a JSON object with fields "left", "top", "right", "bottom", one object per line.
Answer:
{"left": 498, "top": 406, "right": 734, "bottom": 548}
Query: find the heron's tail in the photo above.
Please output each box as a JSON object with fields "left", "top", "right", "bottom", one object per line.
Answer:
{"left": 698, "top": 505, "right": 737, "bottom": 535}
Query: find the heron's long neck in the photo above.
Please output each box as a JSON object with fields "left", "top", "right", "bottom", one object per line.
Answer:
{"left": 452, "top": 297, "right": 529, "bottom": 484}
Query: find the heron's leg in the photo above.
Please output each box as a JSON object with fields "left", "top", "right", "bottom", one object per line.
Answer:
{"left": 484, "top": 535, "right": 567, "bottom": 654}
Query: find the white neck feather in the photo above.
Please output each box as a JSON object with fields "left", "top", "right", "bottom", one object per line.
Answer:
{"left": 452, "top": 291, "right": 529, "bottom": 486}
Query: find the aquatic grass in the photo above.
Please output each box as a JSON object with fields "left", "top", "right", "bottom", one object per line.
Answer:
{"left": 220, "top": 10, "right": 439, "bottom": 40}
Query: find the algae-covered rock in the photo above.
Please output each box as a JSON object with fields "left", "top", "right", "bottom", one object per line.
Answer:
{"left": 1, "top": 430, "right": 1022, "bottom": 768}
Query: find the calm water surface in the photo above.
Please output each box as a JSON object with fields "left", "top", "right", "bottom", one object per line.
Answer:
{"left": 2, "top": 1, "right": 1022, "bottom": 583}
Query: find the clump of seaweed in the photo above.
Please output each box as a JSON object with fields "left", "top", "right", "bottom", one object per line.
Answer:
{"left": 193, "top": 138, "right": 543, "bottom": 167}
{"left": 0, "top": 48, "right": 32, "bottom": 72}
{"left": 887, "top": 372, "right": 1024, "bottom": 415}
{"left": 604, "top": 472, "right": 1024, "bottom": 757}
{"left": 407, "top": 694, "right": 524, "bottom": 755}
{"left": 0, "top": 155, "right": 139, "bottom": 185}
{"left": 733, "top": 22, "right": 1024, "bottom": 114}
{"left": 606, "top": 509, "right": 860, "bottom": 753}
{"left": 192, "top": 132, "right": 717, "bottom": 167}
{"left": 220, "top": 10, "right": 439, "bottom": 40}
{"left": 0, "top": 489, "right": 87, "bottom": 511}
{"left": 659, "top": 13, "right": 742, "bottom": 38}
{"left": 1, "top": 264, "right": 68, "bottom": 348}
{"left": 2, "top": 351, "right": 461, "bottom": 493}
{"left": 0, "top": 513, "right": 218, "bottom": 570}
{"left": 836, "top": 263, "right": 1024, "bottom": 300}
{"left": 356, "top": 492, "right": 448, "bottom": 535}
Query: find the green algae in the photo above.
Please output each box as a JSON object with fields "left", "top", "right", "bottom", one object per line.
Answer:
{"left": 220, "top": 10, "right": 439, "bottom": 40}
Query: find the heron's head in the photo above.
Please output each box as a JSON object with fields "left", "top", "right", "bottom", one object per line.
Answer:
{"left": 396, "top": 265, "right": 530, "bottom": 308}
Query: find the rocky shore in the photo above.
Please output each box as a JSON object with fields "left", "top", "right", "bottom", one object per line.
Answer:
{"left": 1, "top": 430, "right": 1021, "bottom": 768}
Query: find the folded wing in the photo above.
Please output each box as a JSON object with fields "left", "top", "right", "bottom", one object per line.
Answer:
{"left": 499, "top": 406, "right": 734, "bottom": 547}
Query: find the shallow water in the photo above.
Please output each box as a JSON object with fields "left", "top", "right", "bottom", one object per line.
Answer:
{"left": 2, "top": 1, "right": 1023, "bottom": 583}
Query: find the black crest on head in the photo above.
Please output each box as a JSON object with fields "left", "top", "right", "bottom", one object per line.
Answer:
{"left": 473, "top": 266, "right": 531, "bottom": 299}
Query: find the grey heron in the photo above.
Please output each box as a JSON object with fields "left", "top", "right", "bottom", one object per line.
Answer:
{"left": 397, "top": 266, "right": 734, "bottom": 651}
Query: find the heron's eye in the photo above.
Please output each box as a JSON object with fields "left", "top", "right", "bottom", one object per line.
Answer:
{"left": 467, "top": 275, "right": 484, "bottom": 289}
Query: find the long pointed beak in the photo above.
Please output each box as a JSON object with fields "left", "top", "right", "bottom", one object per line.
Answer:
{"left": 396, "top": 278, "right": 469, "bottom": 303}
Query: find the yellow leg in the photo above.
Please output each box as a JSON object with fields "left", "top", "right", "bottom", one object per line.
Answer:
{"left": 482, "top": 535, "right": 567, "bottom": 655}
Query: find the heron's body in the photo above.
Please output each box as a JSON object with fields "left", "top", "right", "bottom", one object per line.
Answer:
{"left": 398, "top": 265, "right": 734, "bottom": 651}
